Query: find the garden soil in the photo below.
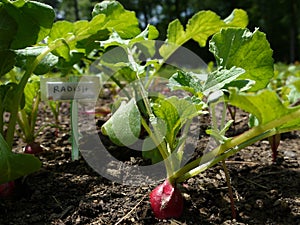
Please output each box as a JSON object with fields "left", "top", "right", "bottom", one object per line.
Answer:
{"left": 0, "top": 101, "right": 299, "bottom": 225}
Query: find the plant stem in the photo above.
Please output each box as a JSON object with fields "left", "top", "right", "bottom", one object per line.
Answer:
{"left": 222, "top": 160, "right": 237, "bottom": 219}
{"left": 5, "top": 34, "right": 77, "bottom": 149}
{"left": 126, "top": 47, "right": 178, "bottom": 178}
{"left": 108, "top": 74, "right": 131, "bottom": 99}
{"left": 30, "top": 93, "right": 41, "bottom": 139}
{"left": 5, "top": 48, "right": 52, "bottom": 149}
{"left": 17, "top": 110, "right": 32, "bottom": 143}
{"left": 170, "top": 105, "right": 300, "bottom": 183}
{"left": 141, "top": 113, "right": 173, "bottom": 178}
{"left": 227, "top": 105, "right": 236, "bottom": 122}
{"left": 174, "top": 128, "right": 276, "bottom": 182}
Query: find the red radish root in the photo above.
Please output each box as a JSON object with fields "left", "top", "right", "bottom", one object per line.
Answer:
{"left": 150, "top": 180, "right": 184, "bottom": 219}
{"left": 24, "top": 142, "right": 43, "bottom": 155}
{"left": 0, "top": 181, "right": 15, "bottom": 198}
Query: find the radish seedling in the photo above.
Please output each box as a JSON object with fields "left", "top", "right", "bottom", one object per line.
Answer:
{"left": 0, "top": 0, "right": 142, "bottom": 185}
{"left": 99, "top": 16, "right": 300, "bottom": 221}
{"left": 1, "top": 0, "right": 300, "bottom": 221}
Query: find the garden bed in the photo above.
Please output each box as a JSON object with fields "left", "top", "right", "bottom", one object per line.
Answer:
{"left": 0, "top": 103, "right": 299, "bottom": 225}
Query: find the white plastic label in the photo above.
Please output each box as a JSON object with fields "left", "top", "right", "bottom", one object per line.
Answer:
{"left": 41, "top": 76, "right": 100, "bottom": 101}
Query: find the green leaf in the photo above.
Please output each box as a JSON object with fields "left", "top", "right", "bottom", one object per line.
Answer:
{"left": 92, "top": 0, "right": 140, "bottom": 38}
{"left": 2, "top": 82, "right": 25, "bottom": 112}
{"left": 100, "top": 25, "right": 158, "bottom": 51}
{"left": 3, "top": 0, "right": 55, "bottom": 49}
{"left": 160, "top": 9, "right": 248, "bottom": 60}
{"left": 101, "top": 99, "right": 141, "bottom": 146}
{"left": 15, "top": 46, "right": 59, "bottom": 75}
{"left": 166, "top": 9, "right": 248, "bottom": 47}
{"left": 229, "top": 88, "right": 300, "bottom": 131}
{"left": 142, "top": 134, "right": 165, "bottom": 164}
{"left": 50, "top": 39, "right": 71, "bottom": 61}
{"left": 165, "top": 19, "right": 186, "bottom": 45}
{"left": 222, "top": 79, "right": 255, "bottom": 92}
{"left": 0, "top": 5, "right": 17, "bottom": 50}
{"left": 145, "top": 96, "right": 205, "bottom": 165}
{"left": 229, "top": 89, "right": 285, "bottom": 124}
{"left": 280, "top": 79, "right": 300, "bottom": 106}
{"left": 168, "top": 71, "right": 203, "bottom": 96}
{"left": 76, "top": 29, "right": 110, "bottom": 54}
{"left": 113, "top": 67, "right": 137, "bottom": 83}
{"left": 48, "top": 1, "right": 140, "bottom": 60}
{"left": 168, "top": 67, "right": 246, "bottom": 97}
{"left": 0, "top": 50, "right": 16, "bottom": 76}
{"left": 100, "top": 31, "right": 130, "bottom": 48}
{"left": 152, "top": 96, "right": 204, "bottom": 148}
{"left": 186, "top": 11, "right": 227, "bottom": 47}
{"left": 99, "top": 45, "right": 130, "bottom": 70}
{"left": 56, "top": 51, "right": 85, "bottom": 73}
{"left": 92, "top": 0, "right": 123, "bottom": 17}
{"left": 48, "top": 19, "right": 103, "bottom": 59}
{"left": 209, "top": 28, "right": 274, "bottom": 91}
{"left": 48, "top": 21, "right": 80, "bottom": 57}
{"left": 203, "top": 67, "right": 245, "bottom": 95}
{"left": 248, "top": 114, "right": 259, "bottom": 128}
{"left": 147, "top": 25, "right": 160, "bottom": 40}
{"left": 292, "top": 78, "right": 300, "bottom": 93}
{"left": 85, "top": 14, "right": 106, "bottom": 35}
{"left": 223, "top": 8, "right": 249, "bottom": 27}
{"left": 0, "top": 133, "right": 41, "bottom": 184}
{"left": 48, "top": 21, "right": 74, "bottom": 42}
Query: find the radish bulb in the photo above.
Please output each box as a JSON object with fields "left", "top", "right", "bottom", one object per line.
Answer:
{"left": 0, "top": 181, "right": 15, "bottom": 198}
{"left": 150, "top": 180, "right": 184, "bottom": 219}
{"left": 24, "top": 142, "right": 43, "bottom": 155}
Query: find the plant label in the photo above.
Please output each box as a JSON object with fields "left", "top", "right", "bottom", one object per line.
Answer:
{"left": 41, "top": 76, "right": 100, "bottom": 101}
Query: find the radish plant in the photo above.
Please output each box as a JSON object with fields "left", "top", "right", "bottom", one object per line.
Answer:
{"left": 1, "top": 0, "right": 299, "bottom": 220}
{"left": 265, "top": 63, "right": 300, "bottom": 161}
{"left": 0, "top": 0, "right": 144, "bottom": 185}
{"left": 98, "top": 8, "right": 300, "bottom": 220}
{"left": 15, "top": 76, "right": 43, "bottom": 154}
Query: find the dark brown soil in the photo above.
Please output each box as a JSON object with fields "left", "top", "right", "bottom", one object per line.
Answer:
{"left": 0, "top": 102, "right": 299, "bottom": 225}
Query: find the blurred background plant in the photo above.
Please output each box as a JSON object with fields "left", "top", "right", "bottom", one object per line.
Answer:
{"left": 37, "top": 0, "right": 300, "bottom": 63}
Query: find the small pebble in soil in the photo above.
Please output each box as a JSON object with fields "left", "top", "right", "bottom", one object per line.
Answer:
{"left": 254, "top": 199, "right": 264, "bottom": 209}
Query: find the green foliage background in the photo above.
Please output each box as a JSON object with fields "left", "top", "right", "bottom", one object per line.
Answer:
{"left": 37, "top": 0, "right": 300, "bottom": 63}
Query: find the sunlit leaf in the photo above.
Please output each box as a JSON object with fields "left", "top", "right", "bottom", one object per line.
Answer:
{"left": 92, "top": 0, "right": 140, "bottom": 38}
{"left": 223, "top": 8, "right": 249, "bottom": 27}
{"left": 160, "top": 9, "right": 248, "bottom": 59}
{"left": 152, "top": 96, "right": 204, "bottom": 147}
{"left": 165, "top": 19, "right": 185, "bottom": 45}
{"left": 168, "top": 71, "right": 203, "bottom": 96}
{"left": 169, "top": 67, "right": 246, "bottom": 96}
{"left": 209, "top": 28, "right": 274, "bottom": 91}
{"left": 229, "top": 88, "right": 300, "bottom": 131}
{"left": 186, "top": 11, "right": 225, "bottom": 47}
{"left": 203, "top": 67, "right": 245, "bottom": 95}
